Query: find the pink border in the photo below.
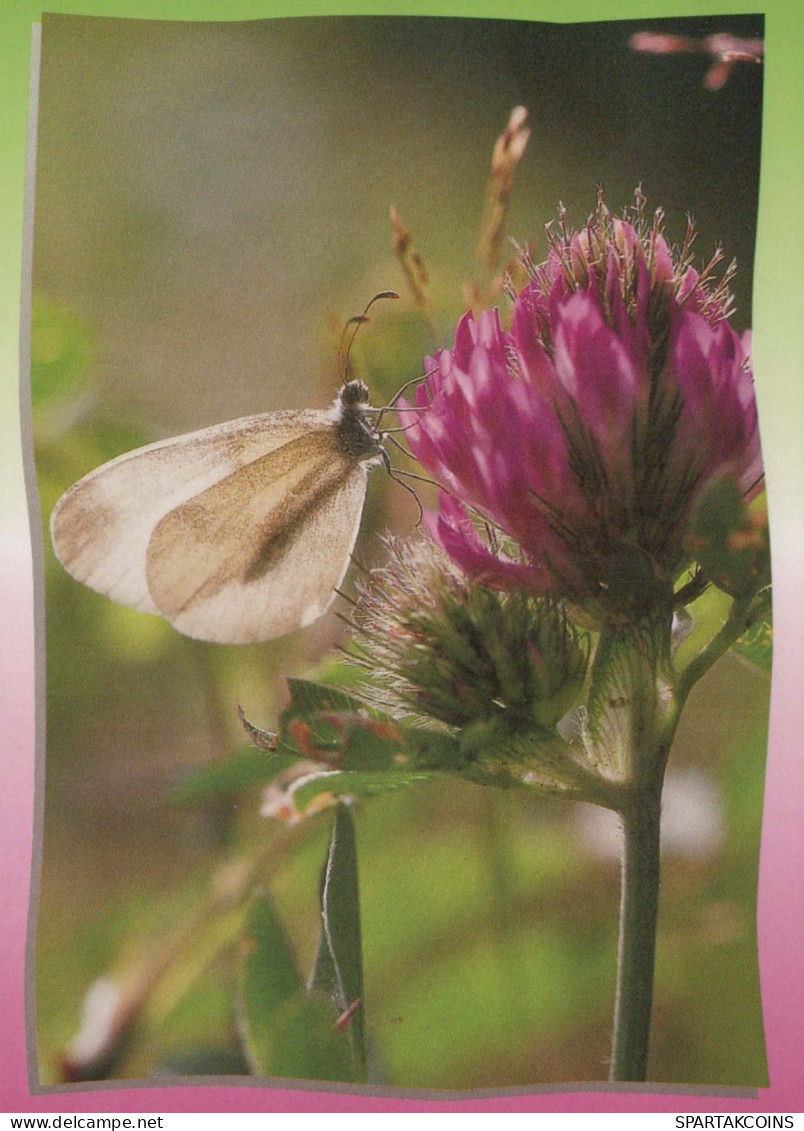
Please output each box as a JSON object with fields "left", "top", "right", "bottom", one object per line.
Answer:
{"left": 2, "top": 526, "right": 802, "bottom": 1114}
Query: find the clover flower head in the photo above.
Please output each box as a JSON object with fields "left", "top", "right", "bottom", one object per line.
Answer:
{"left": 404, "top": 191, "right": 763, "bottom": 622}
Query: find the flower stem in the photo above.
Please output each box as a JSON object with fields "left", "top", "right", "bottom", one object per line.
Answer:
{"left": 675, "top": 592, "right": 763, "bottom": 706}
{"left": 610, "top": 787, "right": 663, "bottom": 1082}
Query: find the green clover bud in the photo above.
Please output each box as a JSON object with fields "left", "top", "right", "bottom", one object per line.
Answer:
{"left": 350, "top": 535, "right": 588, "bottom": 751}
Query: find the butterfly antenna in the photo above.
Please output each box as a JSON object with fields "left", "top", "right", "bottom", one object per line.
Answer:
{"left": 338, "top": 290, "right": 400, "bottom": 383}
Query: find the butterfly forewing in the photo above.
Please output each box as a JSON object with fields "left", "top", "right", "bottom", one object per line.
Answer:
{"left": 50, "top": 409, "right": 337, "bottom": 623}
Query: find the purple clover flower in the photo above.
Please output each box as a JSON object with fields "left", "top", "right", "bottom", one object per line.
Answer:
{"left": 404, "top": 196, "right": 763, "bottom": 621}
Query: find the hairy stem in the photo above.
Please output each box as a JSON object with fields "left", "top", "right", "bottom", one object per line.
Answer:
{"left": 610, "top": 786, "right": 663, "bottom": 1082}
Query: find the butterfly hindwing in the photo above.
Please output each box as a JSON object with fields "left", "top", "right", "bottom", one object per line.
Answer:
{"left": 146, "top": 432, "right": 368, "bottom": 643}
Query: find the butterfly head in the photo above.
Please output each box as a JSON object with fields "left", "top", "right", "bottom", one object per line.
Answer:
{"left": 338, "top": 379, "right": 372, "bottom": 408}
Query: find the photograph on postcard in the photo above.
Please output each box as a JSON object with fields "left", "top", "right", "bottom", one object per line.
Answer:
{"left": 26, "top": 12, "right": 769, "bottom": 1090}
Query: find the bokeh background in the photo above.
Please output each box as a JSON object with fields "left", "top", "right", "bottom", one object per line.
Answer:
{"left": 30, "top": 11, "right": 769, "bottom": 1089}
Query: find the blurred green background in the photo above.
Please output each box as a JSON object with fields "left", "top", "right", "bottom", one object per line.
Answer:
{"left": 31, "top": 12, "right": 768, "bottom": 1089}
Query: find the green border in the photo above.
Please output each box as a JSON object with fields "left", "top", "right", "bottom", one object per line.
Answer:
{"left": 3, "top": 0, "right": 803, "bottom": 533}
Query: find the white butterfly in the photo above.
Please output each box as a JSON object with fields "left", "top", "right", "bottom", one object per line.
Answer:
{"left": 50, "top": 378, "right": 389, "bottom": 645}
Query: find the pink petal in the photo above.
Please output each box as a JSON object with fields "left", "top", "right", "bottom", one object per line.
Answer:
{"left": 427, "top": 494, "right": 550, "bottom": 591}
{"left": 551, "top": 290, "right": 640, "bottom": 451}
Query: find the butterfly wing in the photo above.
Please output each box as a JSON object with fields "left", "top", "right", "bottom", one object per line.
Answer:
{"left": 50, "top": 409, "right": 335, "bottom": 620}
{"left": 145, "top": 431, "right": 369, "bottom": 643}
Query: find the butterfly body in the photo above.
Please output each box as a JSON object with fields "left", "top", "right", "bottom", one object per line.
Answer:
{"left": 50, "top": 380, "right": 386, "bottom": 644}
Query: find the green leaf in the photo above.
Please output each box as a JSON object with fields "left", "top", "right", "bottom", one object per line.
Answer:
{"left": 171, "top": 749, "right": 297, "bottom": 803}
{"left": 689, "top": 481, "right": 770, "bottom": 598}
{"left": 733, "top": 618, "right": 773, "bottom": 674}
{"left": 174, "top": 683, "right": 464, "bottom": 817}
{"left": 291, "top": 768, "right": 442, "bottom": 814}
{"left": 251, "top": 679, "right": 474, "bottom": 821}
{"left": 276, "top": 679, "right": 402, "bottom": 768}
{"left": 309, "top": 803, "right": 367, "bottom": 1080}
{"left": 276, "top": 678, "right": 464, "bottom": 774}
{"left": 237, "top": 707, "right": 278, "bottom": 749}
{"left": 238, "top": 892, "right": 353, "bottom": 1081}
